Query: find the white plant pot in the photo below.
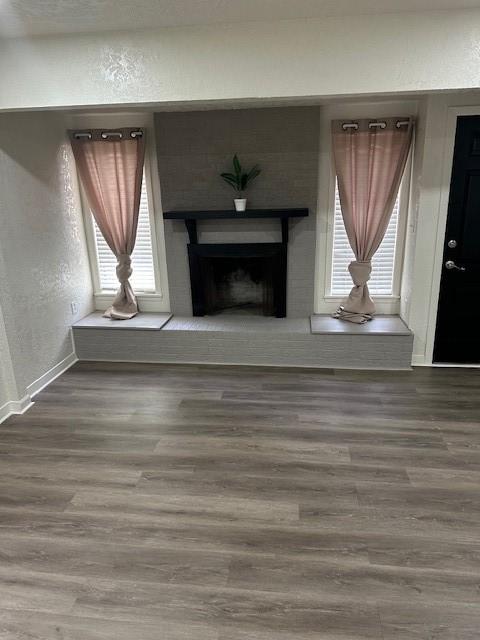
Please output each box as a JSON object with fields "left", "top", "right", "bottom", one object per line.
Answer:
{"left": 234, "top": 198, "right": 247, "bottom": 212}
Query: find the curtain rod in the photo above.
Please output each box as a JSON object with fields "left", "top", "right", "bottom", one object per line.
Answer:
{"left": 71, "top": 129, "right": 144, "bottom": 140}
{"left": 341, "top": 120, "right": 411, "bottom": 131}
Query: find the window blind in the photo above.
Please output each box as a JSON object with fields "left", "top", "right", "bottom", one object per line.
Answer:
{"left": 330, "top": 183, "right": 400, "bottom": 296}
{"left": 93, "top": 176, "right": 156, "bottom": 293}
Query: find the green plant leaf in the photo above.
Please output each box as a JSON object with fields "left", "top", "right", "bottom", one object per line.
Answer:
{"left": 247, "top": 165, "right": 261, "bottom": 181}
{"left": 221, "top": 158, "right": 260, "bottom": 193}
{"left": 221, "top": 173, "right": 241, "bottom": 191}
{"left": 240, "top": 174, "right": 248, "bottom": 190}
{"left": 233, "top": 154, "right": 241, "bottom": 177}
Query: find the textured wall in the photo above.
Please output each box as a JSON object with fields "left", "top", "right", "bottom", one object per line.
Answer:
{"left": 156, "top": 107, "right": 319, "bottom": 317}
{"left": 0, "top": 302, "right": 16, "bottom": 409}
{"left": 0, "top": 112, "right": 93, "bottom": 397}
{"left": 0, "top": 239, "right": 20, "bottom": 411}
{"left": 0, "top": 374, "right": 8, "bottom": 411}
{"left": 1, "top": 10, "right": 480, "bottom": 111}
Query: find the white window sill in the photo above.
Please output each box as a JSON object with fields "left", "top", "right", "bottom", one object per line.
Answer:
{"left": 94, "top": 292, "right": 169, "bottom": 313}
{"left": 324, "top": 295, "right": 400, "bottom": 301}
{"left": 318, "top": 295, "right": 400, "bottom": 315}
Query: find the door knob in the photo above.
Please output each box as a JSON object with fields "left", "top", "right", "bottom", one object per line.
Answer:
{"left": 445, "top": 260, "right": 466, "bottom": 271}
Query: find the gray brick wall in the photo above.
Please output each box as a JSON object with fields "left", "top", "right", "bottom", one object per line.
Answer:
{"left": 155, "top": 107, "right": 319, "bottom": 317}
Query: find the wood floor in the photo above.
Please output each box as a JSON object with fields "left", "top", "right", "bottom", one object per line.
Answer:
{"left": 1, "top": 362, "right": 480, "bottom": 639}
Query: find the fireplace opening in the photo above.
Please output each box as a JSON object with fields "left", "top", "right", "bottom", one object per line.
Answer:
{"left": 188, "top": 243, "right": 287, "bottom": 317}
{"left": 203, "top": 257, "right": 274, "bottom": 316}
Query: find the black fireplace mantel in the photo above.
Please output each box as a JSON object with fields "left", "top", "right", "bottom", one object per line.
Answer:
{"left": 163, "top": 208, "right": 309, "bottom": 244}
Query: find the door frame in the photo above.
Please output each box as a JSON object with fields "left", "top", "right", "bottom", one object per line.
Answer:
{"left": 424, "top": 106, "right": 480, "bottom": 367}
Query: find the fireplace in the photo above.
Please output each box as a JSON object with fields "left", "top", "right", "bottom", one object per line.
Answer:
{"left": 162, "top": 208, "right": 309, "bottom": 319}
{"left": 188, "top": 243, "right": 287, "bottom": 317}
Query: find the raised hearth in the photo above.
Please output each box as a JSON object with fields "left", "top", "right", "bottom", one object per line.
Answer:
{"left": 73, "top": 313, "right": 414, "bottom": 369}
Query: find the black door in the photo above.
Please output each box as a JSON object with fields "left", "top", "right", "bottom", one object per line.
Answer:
{"left": 434, "top": 116, "right": 480, "bottom": 363}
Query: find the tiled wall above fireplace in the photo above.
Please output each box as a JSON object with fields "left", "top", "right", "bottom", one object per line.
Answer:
{"left": 155, "top": 106, "right": 319, "bottom": 317}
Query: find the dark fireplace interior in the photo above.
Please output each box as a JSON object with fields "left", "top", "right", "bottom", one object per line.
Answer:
{"left": 202, "top": 256, "right": 274, "bottom": 316}
{"left": 188, "top": 243, "right": 287, "bottom": 317}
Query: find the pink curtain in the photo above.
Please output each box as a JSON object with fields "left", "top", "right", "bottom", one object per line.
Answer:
{"left": 331, "top": 117, "right": 413, "bottom": 323}
{"left": 70, "top": 128, "right": 145, "bottom": 320}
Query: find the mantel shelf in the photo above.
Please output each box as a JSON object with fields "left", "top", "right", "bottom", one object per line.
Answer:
{"left": 163, "top": 208, "right": 309, "bottom": 221}
{"left": 163, "top": 208, "right": 309, "bottom": 244}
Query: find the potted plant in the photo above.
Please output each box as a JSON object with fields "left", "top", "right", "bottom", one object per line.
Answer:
{"left": 220, "top": 154, "right": 261, "bottom": 211}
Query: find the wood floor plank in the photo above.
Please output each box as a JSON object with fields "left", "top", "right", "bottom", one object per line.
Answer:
{"left": 0, "top": 534, "right": 230, "bottom": 586}
{"left": 0, "top": 481, "right": 74, "bottom": 511}
{"left": 0, "top": 608, "right": 219, "bottom": 640}
{"left": 227, "top": 554, "right": 480, "bottom": 604}
{"left": 349, "top": 443, "right": 480, "bottom": 471}
{"left": 136, "top": 470, "right": 360, "bottom": 506}
{"left": 68, "top": 488, "right": 300, "bottom": 524}
{"left": 0, "top": 567, "right": 84, "bottom": 615}
{"left": 356, "top": 481, "right": 480, "bottom": 514}
{"left": 378, "top": 601, "right": 480, "bottom": 639}
{"left": 70, "top": 580, "right": 384, "bottom": 637}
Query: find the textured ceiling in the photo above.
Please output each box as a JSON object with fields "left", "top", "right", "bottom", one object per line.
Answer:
{"left": 1, "top": 0, "right": 480, "bottom": 38}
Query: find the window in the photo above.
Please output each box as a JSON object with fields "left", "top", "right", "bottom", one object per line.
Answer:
{"left": 330, "top": 182, "right": 401, "bottom": 296}
{"left": 71, "top": 114, "right": 170, "bottom": 312}
{"left": 92, "top": 175, "right": 156, "bottom": 293}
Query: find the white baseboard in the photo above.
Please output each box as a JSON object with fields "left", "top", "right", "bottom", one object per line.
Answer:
{"left": 427, "top": 363, "right": 480, "bottom": 369}
{"left": 412, "top": 358, "right": 480, "bottom": 368}
{"left": 0, "top": 351, "right": 78, "bottom": 425}
{"left": 26, "top": 351, "right": 78, "bottom": 399}
{"left": 0, "top": 395, "right": 33, "bottom": 424}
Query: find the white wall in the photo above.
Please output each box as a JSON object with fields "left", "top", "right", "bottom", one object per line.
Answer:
{"left": 0, "top": 111, "right": 93, "bottom": 408}
{"left": 1, "top": 10, "right": 480, "bottom": 112}
{"left": 0, "top": 298, "right": 18, "bottom": 413}
{"left": 400, "top": 98, "right": 428, "bottom": 323}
